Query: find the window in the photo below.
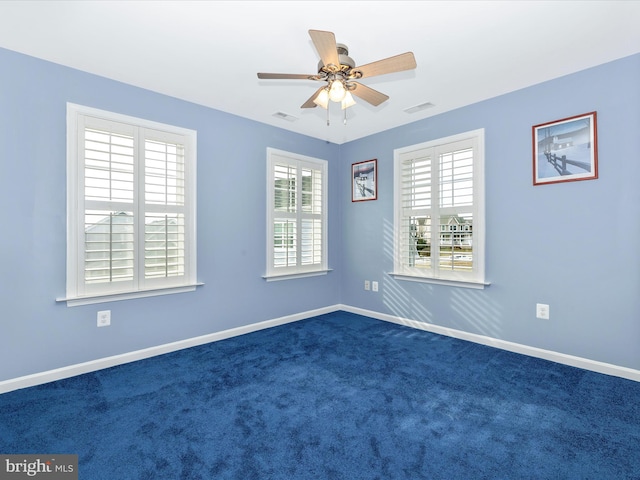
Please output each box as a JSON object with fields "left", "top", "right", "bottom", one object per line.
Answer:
{"left": 265, "top": 148, "right": 328, "bottom": 280}
{"left": 392, "top": 129, "right": 486, "bottom": 288}
{"left": 64, "top": 104, "right": 197, "bottom": 305}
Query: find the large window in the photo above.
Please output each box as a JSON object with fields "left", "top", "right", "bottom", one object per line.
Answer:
{"left": 265, "top": 148, "right": 328, "bottom": 280}
{"left": 65, "top": 104, "right": 197, "bottom": 305}
{"left": 393, "top": 129, "right": 486, "bottom": 288}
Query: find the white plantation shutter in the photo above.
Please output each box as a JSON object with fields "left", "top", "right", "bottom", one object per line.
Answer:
{"left": 440, "top": 147, "right": 474, "bottom": 207}
{"left": 399, "top": 150, "right": 432, "bottom": 270}
{"left": 300, "top": 166, "right": 323, "bottom": 266}
{"left": 143, "top": 136, "right": 186, "bottom": 283}
{"left": 266, "top": 148, "right": 328, "bottom": 279}
{"left": 438, "top": 145, "right": 474, "bottom": 274}
{"left": 66, "top": 104, "right": 197, "bottom": 303}
{"left": 83, "top": 126, "right": 136, "bottom": 286}
{"left": 273, "top": 163, "right": 298, "bottom": 267}
{"left": 394, "top": 130, "right": 485, "bottom": 286}
{"left": 84, "top": 210, "right": 134, "bottom": 284}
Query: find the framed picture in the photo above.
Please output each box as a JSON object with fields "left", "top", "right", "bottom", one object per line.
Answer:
{"left": 352, "top": 159, "right": 377, "bottom": 202}
{"left": 532, "top": 111, "right": 598, "bottom": 186}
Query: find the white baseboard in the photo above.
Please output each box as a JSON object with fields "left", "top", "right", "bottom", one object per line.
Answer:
{"left": 0, "top": 305, "right": 341, "bottom": 394}
{"left": 2, "top": 303, "right": 638, "bottom": 394}
{"left": 339, "top": 304, "right": 640, "bottom": 383}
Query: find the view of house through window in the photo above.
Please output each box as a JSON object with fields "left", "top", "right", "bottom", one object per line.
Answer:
{"left": 408, "top": 213, "right": 473, "bottom": 272}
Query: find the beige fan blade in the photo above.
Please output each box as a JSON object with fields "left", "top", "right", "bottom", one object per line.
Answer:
{"left": 257, "top": 73, "right": 316, "bottom": 80}
{"left": 309, "top": 29, "right": 339, "bottom": 70}
{"left": 301, "top": 87, "right": 326, "bottom": 108}
{"left": 352, "top": 52, "right": 416, "bottom": 78}
{"left": 350, "top": 82, "right": 389, "bottom": 106}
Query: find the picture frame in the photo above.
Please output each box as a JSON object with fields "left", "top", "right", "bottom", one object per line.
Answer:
{"left": 532, "top": 111, "right": 598, "bottom": 186}
{"left": 352, "top": 159, "right": 377, "bottom": 202}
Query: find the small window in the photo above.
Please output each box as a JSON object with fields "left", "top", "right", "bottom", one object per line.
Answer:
{"left": 393, "top": 129, "right": 486, "bottom": 287}
{"left": 65, "top": 104, "right": 197, "bottom": 305}
{"left": 265, "top": 148, "right": 328, "bottom": 280}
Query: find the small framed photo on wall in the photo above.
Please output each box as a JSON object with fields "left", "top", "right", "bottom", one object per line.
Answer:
{"left": 352, "top": 159, "right": 377, "bottom": 202}
{"left": 532, "top": 111, "right": 598, "bottom": 186}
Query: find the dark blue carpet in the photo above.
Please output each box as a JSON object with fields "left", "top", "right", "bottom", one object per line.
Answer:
{"left": 1, "top": 312, "right": 639, "bottom": 479}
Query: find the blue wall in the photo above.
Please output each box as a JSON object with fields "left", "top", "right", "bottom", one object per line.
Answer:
{"left": 1, "top": 47, "right": 639, "bottom": 383}
{"left": 0, "top": 48, "right": 341, "bottom": 382}
{"left": 340, "top": 53, "right": 640, "bottom": 371}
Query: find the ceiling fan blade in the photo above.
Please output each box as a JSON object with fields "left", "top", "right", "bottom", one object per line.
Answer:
{"left": 350, "top": 82, "right": 389, "bottom": 106}
{"left": 257, "top": 73, "right": 316, "bottom": 80}
{"left": 301, "top": 87, "right": 326, "bottom": 108}
{"left": 352, "top": 52, "right": 417, "bottom": 78}
{"left": 309, "top": 29, "right": 339, "bottom": 69}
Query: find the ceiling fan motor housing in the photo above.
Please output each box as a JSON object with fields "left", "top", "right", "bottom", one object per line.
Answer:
{"left": 317, "top": 43, "right": 355, "bottom": 73}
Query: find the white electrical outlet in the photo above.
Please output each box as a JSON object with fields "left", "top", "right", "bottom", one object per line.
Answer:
{"left": 372, "top": 281, "right": 379, "bottom": 292}
{"left": 364, "top": 280, "right": 371, "bottom": 291}
{"left": 97, "top": 310, "right": 111, "bottom": 327}
{"left": 536, "top": 303, "right": 550, "bottom": 320}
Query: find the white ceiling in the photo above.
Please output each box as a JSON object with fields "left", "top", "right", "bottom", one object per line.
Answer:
{"left": 1, "top": 1, "right": 639, "bottom": 144}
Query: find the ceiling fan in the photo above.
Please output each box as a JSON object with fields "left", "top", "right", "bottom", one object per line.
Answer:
{"left": 257, "top": 29, "right": 417, "bottom": 124}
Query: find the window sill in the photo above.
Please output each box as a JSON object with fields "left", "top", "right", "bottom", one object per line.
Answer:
{"left": 57, "top": 283, "right": 204, "bottom": 307}
{"left": 388, "top": 272, "right": 490, "bottom": 290}
{"left": 263, "top": 269, "right": 332, "bottom": 282}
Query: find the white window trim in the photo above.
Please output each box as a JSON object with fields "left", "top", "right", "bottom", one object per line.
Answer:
{"left": 264, "top": 148, "right": 329, "bottom": 281}
{"left": 58, "top": 283, "right": 204, "bottom": 307}
{"left": 60, "top": 103, "right": 199, "bottom": 306}
{"left": 262, "top": 270, "right": 332, "bottom": 282}
{"left": 391, "top": 128, "right": 489, "bottom": 289}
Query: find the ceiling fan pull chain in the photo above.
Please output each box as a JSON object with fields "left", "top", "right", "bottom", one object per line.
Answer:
{"left": 343, "top": 107, "right": 347, "bottom": 126}
{"left": 326, "top": 103, "right": 330, "bottom": 126}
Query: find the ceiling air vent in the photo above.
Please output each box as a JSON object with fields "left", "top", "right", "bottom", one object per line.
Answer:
{"left": 273, "top": 111, "right": 299, "bottom": 122}
{"left": 404, "top": 102, "right": 435, "bottom": 114}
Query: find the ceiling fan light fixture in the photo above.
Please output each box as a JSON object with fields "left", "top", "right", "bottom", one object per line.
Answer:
{"left": 328, "top": 79, "right": 347, "bottom": 102}
{"left": 313, "top": 88, "right": 329, "bottom": 109}
{"left": 341, "top": 91, "right": 356, "bottom": 110}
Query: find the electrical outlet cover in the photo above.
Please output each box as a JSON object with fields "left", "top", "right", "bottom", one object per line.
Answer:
{"left": 97, "top": 310, "right": 111, "bottom": 327}
{"left": 536, "top": 303, "right": 549, "bottom": 320}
